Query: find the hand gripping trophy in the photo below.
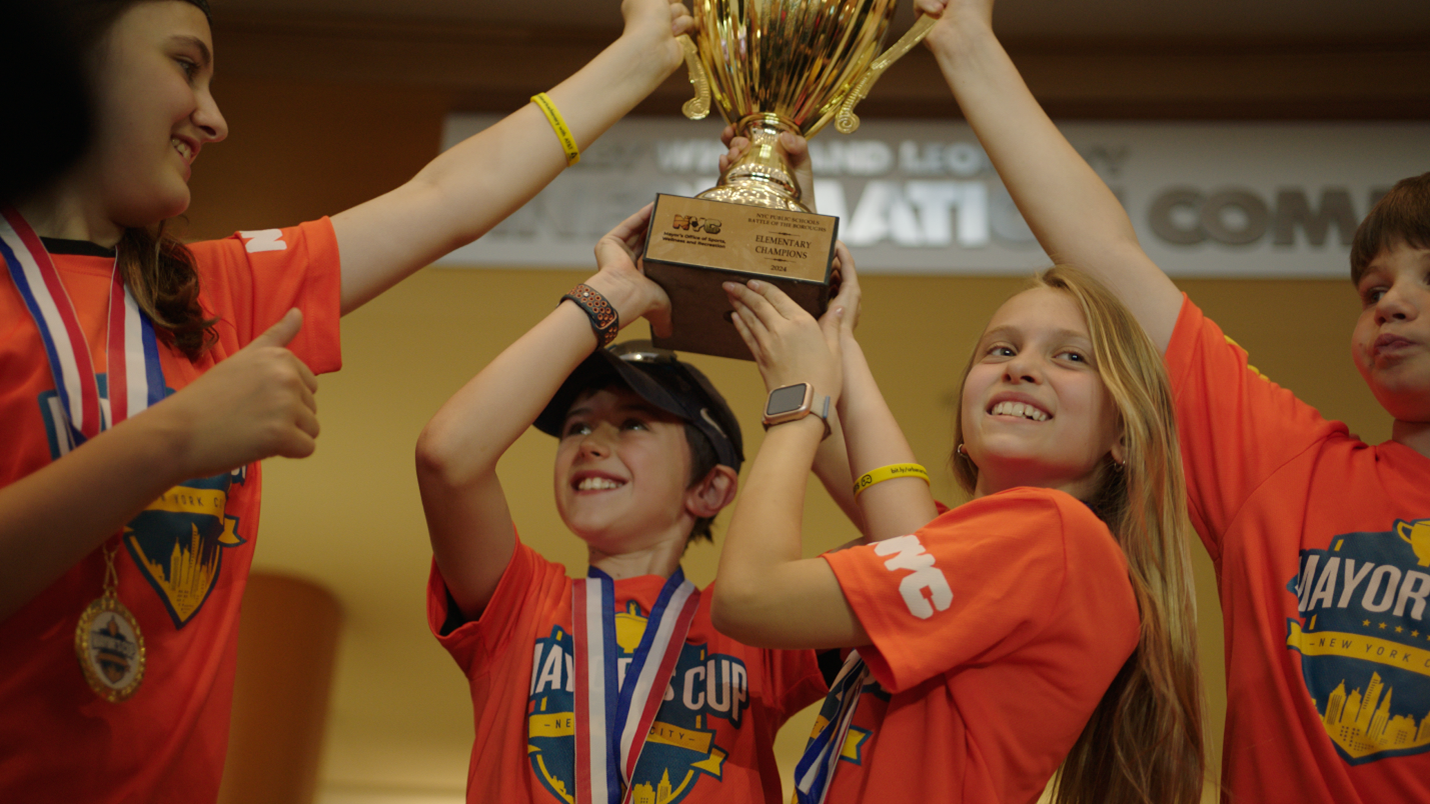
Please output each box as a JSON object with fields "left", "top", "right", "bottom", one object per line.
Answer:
{"left": 642, "top": 0, "right": 932, "bottom": 359}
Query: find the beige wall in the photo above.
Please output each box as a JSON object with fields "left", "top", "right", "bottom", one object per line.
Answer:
{"left": 190, "top": 76, "right": 1392, "bottom": 800}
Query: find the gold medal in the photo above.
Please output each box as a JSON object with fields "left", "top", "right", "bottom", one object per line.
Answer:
{"left": 74, "top": 541, "right": 145, "bottom": 702}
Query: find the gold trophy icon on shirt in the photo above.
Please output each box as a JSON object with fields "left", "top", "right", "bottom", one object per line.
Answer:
{"left": 1397, "top": 519, "right": 1430, "bottom": 566}
{"left": 642, "top": 1, "right": 934, "bottom": 360}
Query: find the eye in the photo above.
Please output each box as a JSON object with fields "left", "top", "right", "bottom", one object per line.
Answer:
{"left": 1058, "top": 349, "right": 1088, "bottom": 363}
{"left": 621, "top": 418, "right": 650, "bottom": 432}
{"left": 1360, "top": 286, "right": 1386, "bottom": 307}
{"left": 563, "top": 421, "right": 592, "bottom": 438}
{"left": 984, "top": 344, "right": 1015, "bottom": 359}
{"left": 175, "top": 57, "right": 199, "bottom": 80}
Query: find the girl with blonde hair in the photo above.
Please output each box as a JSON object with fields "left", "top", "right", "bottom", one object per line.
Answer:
{"left": 712, "top": 251, "right": 1204, "bottom": 804}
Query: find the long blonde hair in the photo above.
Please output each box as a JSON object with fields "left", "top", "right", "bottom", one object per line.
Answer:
{"left": 951, "top": 265, "right": 1205, "bottom": 804}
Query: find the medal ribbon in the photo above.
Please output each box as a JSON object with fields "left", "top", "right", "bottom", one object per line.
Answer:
{"left": 793, "top": 650, "right": 870, "bottom": 804}
{"left": 0, "top": 207, "right": 163, "bottom": 441}
{"left": 4, "top": 207, "right": 166, "bottom": 703}
{"left": 573, "top": 567, "right": 700, "bottom": 804}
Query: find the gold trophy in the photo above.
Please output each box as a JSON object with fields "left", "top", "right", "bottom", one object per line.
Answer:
{"left": 642, "top": 1, "right": 934, "bottom": 359}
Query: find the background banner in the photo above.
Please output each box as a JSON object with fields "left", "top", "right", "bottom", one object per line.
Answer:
{"left": 437, "top": 115, "right": 1428, "bottom": 278}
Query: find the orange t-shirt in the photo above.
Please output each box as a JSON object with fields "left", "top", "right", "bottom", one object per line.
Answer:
{"left": 1166, "top": 296, "right": 1430, "bottom": 802}
{"left": 820, "top": 487, "right": 1139, "bottom": 803}
{"left": 428, "top": 539, "right": 829, "bottom": 804}
{"left": 0, "top": 222, "right": 342, "bottom": 803}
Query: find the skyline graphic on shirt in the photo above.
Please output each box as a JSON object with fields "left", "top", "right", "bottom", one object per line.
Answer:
{"left": 123, "top": 470, "right": 246, "bottom": 628}
{"left": 1288, "top": 519, "right": 1430, "bottom": 765}
{"left": 1317, "top": 671, "right": 1430, "bottom": 759}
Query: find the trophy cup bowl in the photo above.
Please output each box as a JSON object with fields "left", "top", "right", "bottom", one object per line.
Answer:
{"left": 642, "top": 1, "right": 934, "bottom": 359}
{"left": 686, "top": 0, "right": 919, "bottom": 212}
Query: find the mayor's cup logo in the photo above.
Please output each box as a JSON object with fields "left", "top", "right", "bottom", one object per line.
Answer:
{"left": 123, "top": 469, "right": 247, "bottom": 628}
{"left": 42, "top": 381, "right": 246, "bottom": 629}
{"left": 1288, "top": 518, "right": 1430, "bottom": 764}
{"left": 526, "top": 602, "right": 749, "bottom": 804}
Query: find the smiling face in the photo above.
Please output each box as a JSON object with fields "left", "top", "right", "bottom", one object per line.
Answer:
{"left": 554, "top": 386, "right": 698, "bottom": 554}
{"left": 86, "top": 1, "right": 227, "bottom": 229}
{"left": 960, "top": 286, "right": 1124, "bottom": 500}
{"left": 1352, "top": 241, "right": 1430, "bottom": 424}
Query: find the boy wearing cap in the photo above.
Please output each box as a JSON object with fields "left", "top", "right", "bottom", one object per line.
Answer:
{"left": 416, "top": 206, "right": 828, "bottom": 804}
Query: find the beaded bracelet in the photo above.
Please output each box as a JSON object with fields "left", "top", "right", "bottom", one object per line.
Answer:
{"left": 531, "top": 92, "right": 581, "bottom": 166}
{"left": 561, "top": 283, "right": 619, "bottom": 347}
{"left": 852, "top": 463, "right": 929, "bottom": 498}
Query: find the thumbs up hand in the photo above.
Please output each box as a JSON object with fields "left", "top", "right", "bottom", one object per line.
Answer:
{"left": 153, "top": 308, "right": 322, "bottom": 478}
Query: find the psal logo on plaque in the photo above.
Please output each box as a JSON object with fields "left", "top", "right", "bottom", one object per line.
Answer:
{"left": 642, "top": 0, "right": 934, "bottom": 360}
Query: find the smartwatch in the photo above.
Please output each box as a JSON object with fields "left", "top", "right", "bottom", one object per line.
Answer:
{"left": 762, "top": 383, "right": 832, "bottom": 439}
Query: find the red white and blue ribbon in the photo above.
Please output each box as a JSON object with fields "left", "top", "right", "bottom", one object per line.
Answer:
{"left": 573, "top": 566, "right": 700, "bottom": 804}
{"left": 105, "top": 254, "right": 166, "bottom": 425}
{"left": 794, "top": 650, "right": 870, "bottom": 804}
{"left": 1, "top": 207, "right": 164, "bottom": 446}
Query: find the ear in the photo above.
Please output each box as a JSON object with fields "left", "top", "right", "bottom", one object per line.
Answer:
{"left": 685, "top": 465, "right": 739, "bottom": 519}
{"left": 1108, "top": 429, "right": 1127, "bottom": 467}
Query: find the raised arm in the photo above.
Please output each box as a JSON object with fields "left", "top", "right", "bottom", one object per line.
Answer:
{"left": 718, "top": 129, "right": 872, "bottom": 531}
{"left": 921, "top": 0, "right": 1182, "bottom": 350}
{"left": 810, "top": 408, "right": 866, "bottom": 536}
{"left": 829, "top": 245, "right": 940, "bottom": 539}
{"left": 331, "top": 0, "right": 692, "bottom": 314}
{"left": 711, "top": 274, "right": 869, "bottom": 650}
{"left": 415, "top": 206, "right": 669, "bottom": 619}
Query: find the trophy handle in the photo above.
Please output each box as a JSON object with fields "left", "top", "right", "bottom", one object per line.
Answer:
{"left": 678, "top": 34, "right": 712, "bottom": 120}
{"left": 834, "top": 15, "right": 936, "bottom": 134}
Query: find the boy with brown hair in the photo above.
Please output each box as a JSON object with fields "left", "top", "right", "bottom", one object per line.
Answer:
{"left": 415, "top": 206, "right": 829, "bottom": 804}
{"left": 917, "top": 0, "right": 1430, "bottom": 800}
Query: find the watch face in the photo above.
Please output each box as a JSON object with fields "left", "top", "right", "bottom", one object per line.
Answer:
{"left": 766, "top": 383, "right": 810, "bottom": 416}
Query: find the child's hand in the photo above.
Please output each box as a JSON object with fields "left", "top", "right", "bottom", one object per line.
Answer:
{"left": 724, "top": 278, "right": 845, "bottom": 410}
{"left": 828, "top": 242, "right": 865, "bottom": 404}
{"left": 918, "top": 0, "right": 995, "bottom": 54}
{"left": 587, "top": 204, "right": 674, "bottom": 337}
{"left": 719, "top": 126, "right": 816, "bottom": 212}
{"left": 160, "top": 308, "right": 321, "bottom": 478}
{"left": 621, "top": 0, "right": 694, "bottom": 75}
{"left": 830, "top": 241, "right": 862, "bottom": 338}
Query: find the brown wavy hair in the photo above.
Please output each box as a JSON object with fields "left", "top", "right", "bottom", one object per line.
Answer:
{"left": 69, "top": 0, "right": 218, "bottom": 360}
{"left": 951, "top": 266, "right": 1206, "bottom": 804}
{"left": 1351, "top": 171, "right": 1430, "bottom": 286}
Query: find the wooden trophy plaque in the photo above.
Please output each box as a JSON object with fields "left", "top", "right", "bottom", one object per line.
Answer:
{"left": 642, "top": 193, "right": 839, "bottom": 360}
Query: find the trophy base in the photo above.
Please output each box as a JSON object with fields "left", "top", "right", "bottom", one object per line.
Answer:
{"left": 642, "top": 194, "right": 839, "bottom": 361}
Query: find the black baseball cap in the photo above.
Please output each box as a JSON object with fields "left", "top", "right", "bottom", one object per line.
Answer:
{"left": 535, "top": 341, "right": 744, "bottom": 472}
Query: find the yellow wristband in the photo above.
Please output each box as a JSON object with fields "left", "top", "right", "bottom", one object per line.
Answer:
{"left": 531, "top": 92, "right": 581, "bottom": 166}
{"left": 852, "top": 463, "right": 929, "bottom": 498}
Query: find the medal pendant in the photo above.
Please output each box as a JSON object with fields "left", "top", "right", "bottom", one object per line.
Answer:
{"left": 74, "top": 591, "right": 146, "bottom": 702}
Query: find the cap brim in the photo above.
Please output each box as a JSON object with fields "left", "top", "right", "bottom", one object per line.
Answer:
{"left": 534, "top": 349, "right": 743, "bottom": 471}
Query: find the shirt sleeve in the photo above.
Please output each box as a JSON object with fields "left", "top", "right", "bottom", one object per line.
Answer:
{"left": 823, "top": 489, "right": 1110, "bottom": 693}
{"left": 1163, "top": 295, "right": 1345, "bottom": 559}
{"left": 427, "top": 536, "right": 564, "bottom": 677}
{"left": 759, "top": 647, "right": 829, "bottom": 726}
{"left": 186, "top": 218, "right": 343, "bottom": 374}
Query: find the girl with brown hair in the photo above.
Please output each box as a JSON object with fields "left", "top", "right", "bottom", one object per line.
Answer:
{"left": 0, "top": 0, "right": 695, "bottom": 800}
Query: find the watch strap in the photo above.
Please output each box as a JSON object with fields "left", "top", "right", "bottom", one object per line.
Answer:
{"left": 561, "top": 283, "right": 619, "bottom": 347}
